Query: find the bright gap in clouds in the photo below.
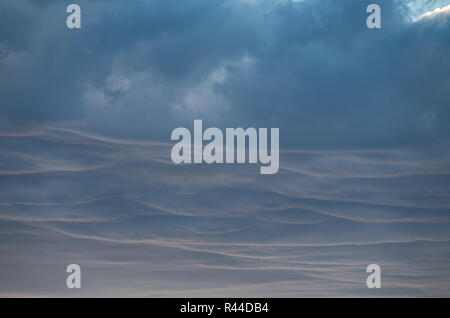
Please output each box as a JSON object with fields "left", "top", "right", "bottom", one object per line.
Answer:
{"left": 401, "top": 0, "right": 450, "bottom": 21}
{"left": 418, "top": 4, "right": 450, "bottom": 20}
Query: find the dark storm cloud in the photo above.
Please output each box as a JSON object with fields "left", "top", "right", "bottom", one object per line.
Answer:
{"left": 0, "top": 0, "right": 448, "bottom": 147}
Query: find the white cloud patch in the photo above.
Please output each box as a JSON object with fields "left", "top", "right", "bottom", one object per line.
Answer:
{"left": 83, "top": 72, "right": 133, "bottom": 108}
{"left": 419, "top": 4, "right": 450, "bottom": 20}
{"left": 173, "top": 55, "right": 254, "bottom": 120}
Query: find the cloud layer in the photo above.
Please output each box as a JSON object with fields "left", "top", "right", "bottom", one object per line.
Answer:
{"left": 1, "top": 0, "right": 450, "bottom": 297}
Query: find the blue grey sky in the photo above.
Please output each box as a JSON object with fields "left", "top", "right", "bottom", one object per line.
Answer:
{"left": 1, "top": 0, "right": 450, "bottom": 297}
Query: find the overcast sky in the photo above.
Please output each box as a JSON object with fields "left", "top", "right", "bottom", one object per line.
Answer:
{"left": 1, "top": 0, "right": 450, "bottom": 297}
